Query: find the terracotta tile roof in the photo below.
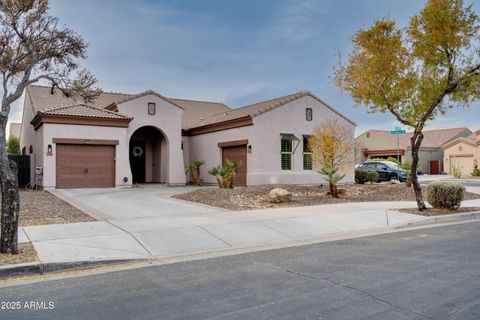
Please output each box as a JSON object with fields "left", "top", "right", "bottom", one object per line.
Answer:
{"left": 26, "top": 85, "right": 230, "bottom": 129}
{"left": 38, "top": 104, "right": 132, "bottom": 120}
{"left": 25, "top": 85, "right": 355, "bottom": 130}
{"left": 192, "top": 91, "right": 356, "bottom": 127}
{"left": 366, "top": 127, "right": 472, "bottom": 148}
{"left": 169, "top": 98, "right": 231, "bottom": 130}
{"left": 26, "top": 85, "right": 131, "bottom": 112}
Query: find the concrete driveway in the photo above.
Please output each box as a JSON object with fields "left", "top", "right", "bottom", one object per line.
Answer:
{"left": 20, "top": 185, "right": 479, "bottom": 264}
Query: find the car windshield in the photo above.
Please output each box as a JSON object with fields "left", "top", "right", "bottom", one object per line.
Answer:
{"left": 381, "top": 162, "right": 400, "bottom": 169}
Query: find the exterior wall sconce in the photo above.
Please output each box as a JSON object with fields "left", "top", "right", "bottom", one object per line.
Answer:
{"left": 247, "top": 145, "right": 252, "bottom": 153}
{"left": 47, "top": 144, "right": 53, "bottom": 156}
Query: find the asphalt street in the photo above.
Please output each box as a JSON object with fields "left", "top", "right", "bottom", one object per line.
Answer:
{"left": 1, "top": 221, "right": 479, "bottom": 320}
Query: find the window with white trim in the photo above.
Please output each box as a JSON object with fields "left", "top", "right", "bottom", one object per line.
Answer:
{"left": 281, "top": 137, "right": 293, "bottom": 170}
{"left": 303, "top": 135, "right": 312, "bottom": 170}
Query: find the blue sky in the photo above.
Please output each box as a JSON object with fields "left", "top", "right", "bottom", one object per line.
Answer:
{"left": 9, "top": 0, "right": 480, "bottom": 135}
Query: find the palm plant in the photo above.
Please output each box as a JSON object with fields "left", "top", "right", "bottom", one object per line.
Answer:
{"left": 208, "top": 166, "right": 222, "bottom": 188}
{"left": 319, "top": 167, "right": 345, "bottom": 198}
{"left": 185, "top": 164, "right": 194, "bottom": 184}
{"left": 218, "top": 167, "right": 231, "bottom": 189}
{"left": 225, "top": 160, "right": 242, "bottom": 189}
{"left": 192, "top": 160, "right": 205, "bottom": 185}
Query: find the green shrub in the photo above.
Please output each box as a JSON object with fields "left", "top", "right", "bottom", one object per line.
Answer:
{"left": 472, "top": 159, "right": 480, "bottom": 177}
{"left": 452, "top": 162, "right": 462, "bottom": 179}
{"left": 400, "top": 161, "right": 420, "bottom": 171}
{"left": 7, "top": 135, "right": 20, "bottom": 155}
{"left": 208, "top": 160, "right": 242, "bottom": 189}
{"left": 366, "top": 171, "right": 379, "bottom": 183}
{"left": 425, "top": 181, "right": 465, "bottom": 210}
{"left": 355, "top": 168, "right": 368, "bottom": 184}
{"left": 386, "top": 156, "right": 400, "bottom": 164}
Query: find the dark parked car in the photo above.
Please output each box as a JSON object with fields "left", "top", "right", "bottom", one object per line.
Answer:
{"left": 357, "top": 161, "right": 408, "bottom": 182}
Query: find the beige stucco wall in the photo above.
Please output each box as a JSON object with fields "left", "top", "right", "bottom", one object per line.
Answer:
{"left": 116, "top": 94, "right": 185, "bottom": 185}
{"left": 40, "top": 123, "right": 130, "bottom": 188}
{"left": 355, "top": 131, "right": 401, "bottom": 163}
{"left": 251, "top": 95, "right": 355, "bottom": 185}
{"left": 20, "top": 92, "right": 43, "bottom": 186}
{"left": 188, "top": 126, "right": 255, "bottom": 185}
{"left": 443, "top": 141, "right": 479, "bottom": 176}
{"left": 22, "top": 92, "right": 185, "bottom": 188}
{"left": 182, "top": 136, "right": 191, "bottom": 168}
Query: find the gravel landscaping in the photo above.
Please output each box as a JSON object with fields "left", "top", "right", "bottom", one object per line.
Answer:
{"left": 173, "top": 183, "right": 480, "bottom": 211}
{"left": 0, "top": 242, "right": 38, "bottom": 266}
{"left": 19, "top": 190, "right": 95, "bottom": 226}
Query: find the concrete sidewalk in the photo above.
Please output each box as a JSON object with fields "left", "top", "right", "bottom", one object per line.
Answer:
{"left": 18, "top": 185, "right": 480, "bottom": 264}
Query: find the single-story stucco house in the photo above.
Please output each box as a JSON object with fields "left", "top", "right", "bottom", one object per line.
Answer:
{"left": 19, "top": 85, "right": 356, "bottom": 189}
{"left": 355, "top": 128, "right": 472, "bottom": 174}
{"left": 442, "top": 130, "right": 480, "bottom": 177}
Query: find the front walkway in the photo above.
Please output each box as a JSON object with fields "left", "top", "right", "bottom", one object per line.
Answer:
{"left": 18, "top": 184, "right": 480, "bottom": 263}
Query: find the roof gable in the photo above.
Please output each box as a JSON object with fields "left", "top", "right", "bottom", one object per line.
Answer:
{"left": 188, "top": 91, "right": 356, "bottom": 128}
{"left": 110, "top": 90, "right": 184, "bottom": 110}
{"left": 442, "top": 136, "right": 479, "bottom": 150}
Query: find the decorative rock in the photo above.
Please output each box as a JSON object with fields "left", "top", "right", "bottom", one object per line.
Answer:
{"left": 388, "top": 179, "right": 402, "bottom": 185}
{"left": 267, "top": 188, "right": 293, "bottom": 203}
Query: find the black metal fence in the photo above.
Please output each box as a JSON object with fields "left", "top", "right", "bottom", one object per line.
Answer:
{"left": 8, "top": 155, "right": 31, "bottom": 188}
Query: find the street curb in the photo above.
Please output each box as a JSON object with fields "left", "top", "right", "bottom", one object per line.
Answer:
{"left": 393, "top": 210, "right": 480, "bottom": 228}
{"left": 0, "top": 259, "right": 133, "bottom": 279}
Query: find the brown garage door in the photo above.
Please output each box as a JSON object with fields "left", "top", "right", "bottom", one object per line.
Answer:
{"left": 222, "top": 145, "right": 247, "bottom": 186}
{"left": 56, "top": 144, "right": 115, "bottom": 188}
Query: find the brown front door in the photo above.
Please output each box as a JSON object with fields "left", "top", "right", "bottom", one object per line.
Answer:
{"left": 56, "top": 144, "right": 115, "bottom": 188}
{"left": 222, "top": 145, "right": 247, "bottom": 186}
{"left": 430, "top": 160, "right": 439, "bottom": 175}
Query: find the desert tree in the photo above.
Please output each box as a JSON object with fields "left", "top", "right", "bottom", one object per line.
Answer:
{"left": 335, "top": 0, "right": 480, "bottom": 210}
{"left": 6, "top": 135, "right": 19, "bottom": 154}
{"left": 0, "top": 0, "right": 101, "bottom": 253}
{"left": 309, "top": 119, "right": 354, "bottom": 198}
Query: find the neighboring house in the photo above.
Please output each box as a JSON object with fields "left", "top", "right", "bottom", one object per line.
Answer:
{"left": 442, "top": 130, "right": 480, "bottom": 177}
{"left": 8, "top": 122, "right": 21, "bottom": 139}
{"left": 20, "top": 85, "right": 356, "bottom": 188}
{"left": 355, "top": 128, "right": 472, "bottom": 174}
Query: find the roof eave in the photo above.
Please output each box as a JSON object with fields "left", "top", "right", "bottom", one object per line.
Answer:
{"left": 31, "top": 113, "right": 132, "bottom": 130}
{"left": 441, "top": 137, "right": 479, "bottom": 150}
{"left": 186, "top": 116, "right": 253, "bottom": 136}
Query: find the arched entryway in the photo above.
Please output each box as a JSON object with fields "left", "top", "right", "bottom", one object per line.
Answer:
{"left": 129, "top": 126, "right": 168, "bottom": 184}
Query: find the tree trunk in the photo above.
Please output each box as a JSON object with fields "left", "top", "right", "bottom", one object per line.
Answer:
{"left": 0, "top": 119, "right": 20, "bottom": 254}
{"left": 196, "top": 167, "right": 201, "bottom": 186}
{"left": 410, "top": 132, "right": 427, "bottom": 211}
{"left": 329, "top": 182, "right": 338, "bottom": 198}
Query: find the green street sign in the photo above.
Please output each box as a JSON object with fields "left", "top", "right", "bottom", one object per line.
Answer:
{"left": 390, "top": 130, "right": 406, "bottom": 135}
